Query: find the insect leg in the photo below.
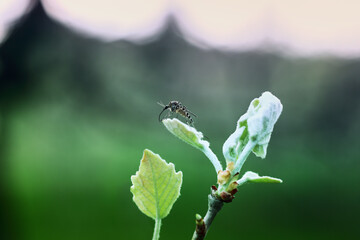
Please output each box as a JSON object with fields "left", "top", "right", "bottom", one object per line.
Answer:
{"left": 161, "top": 109, "right": 173, "bottom": 121}
{"left": 187, "top": 109, "right": 197, "bottom": 117}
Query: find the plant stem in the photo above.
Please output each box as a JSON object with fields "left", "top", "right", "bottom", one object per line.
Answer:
{"left": 192, "top": 194, "right": 224, "bottom": 240}
{"left": 152, "top": 218, "right": 162, "bottom": 240}
{"left": 202, "top": 147, "right": 223, "bottom": 173}
{"left": 233, "top": 140, "right": 256, "bottom": 174}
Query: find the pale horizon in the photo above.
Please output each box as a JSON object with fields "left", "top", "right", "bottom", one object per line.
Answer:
{"left": 1, "top": 0, "right": 360, "bottom": 57}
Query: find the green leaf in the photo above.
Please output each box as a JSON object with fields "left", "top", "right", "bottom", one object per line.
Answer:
{"left": 162, "top": 118, "right": 223, "bottom": 173}
{"left": 130, "top": 149, "right": 183, "bottom": 220}
{"left": 237, "top": 171, "right": 282, "bottom": 186}
{"left": 162, "top": 118, "right": 208, "bottom": 150}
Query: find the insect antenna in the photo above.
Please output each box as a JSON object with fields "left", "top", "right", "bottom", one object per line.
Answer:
{"left": 157, "top": 101, "right": 166, "bottom": 108}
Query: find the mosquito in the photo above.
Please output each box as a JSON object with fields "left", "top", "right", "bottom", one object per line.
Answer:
{"left": 158, "top": 101, "right": 197, "bottom": 125}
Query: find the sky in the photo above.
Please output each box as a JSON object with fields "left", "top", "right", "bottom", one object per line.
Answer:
{"left": 1, "top": 0, "right": 360, "bottom": 56}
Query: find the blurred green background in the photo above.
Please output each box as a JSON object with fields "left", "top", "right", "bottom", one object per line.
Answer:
{"left": 1, "top": 2, "right": 360, "bottom": 240}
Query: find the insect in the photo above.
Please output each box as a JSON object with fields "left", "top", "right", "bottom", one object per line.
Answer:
{"left": 158, "top": 101, "right": 197, "bottom": 125}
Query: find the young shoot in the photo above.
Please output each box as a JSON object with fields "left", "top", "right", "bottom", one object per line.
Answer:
{"left": 130, "top": 91, "right": 283, "bottom": 239}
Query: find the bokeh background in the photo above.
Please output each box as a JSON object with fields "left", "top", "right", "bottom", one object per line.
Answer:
{"left": 1, "top": 0, "right": 360, "bottom": 239}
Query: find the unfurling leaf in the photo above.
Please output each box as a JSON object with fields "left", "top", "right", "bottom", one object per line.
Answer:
{"left": 162, "top": 118, "right": 222, "bottom": 173}
{"left": 223, "top": 91, "right": 283, "bottom": 168}
{"left": 238, "top": 91, "right": 283, "bottom": 158}
{"left": 237, "top": 171, "right": 282, "bottom": 186}
{"left": 131, "top": 149, "right": 182, "bottom": 220}
{"left": 222, "top": 126, "right": 246, "bottom": 163}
